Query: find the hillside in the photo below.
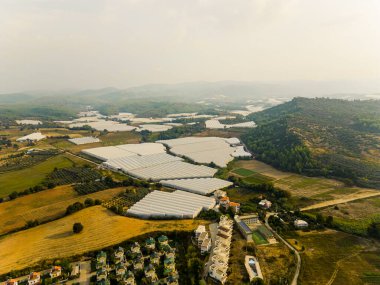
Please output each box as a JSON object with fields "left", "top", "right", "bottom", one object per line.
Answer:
{"left": 242, "top": 98, "right": 380, "bottom": 188}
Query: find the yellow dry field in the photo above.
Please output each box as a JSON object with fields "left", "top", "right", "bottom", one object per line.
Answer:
{"left": 0, "top": 206, "right": 203, "bottom": 274}
{"left": 0, "top": 186, "right": 125, "bottom": 235}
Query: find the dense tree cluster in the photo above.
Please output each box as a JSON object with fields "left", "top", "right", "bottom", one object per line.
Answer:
{"left": 242, "top": 98, "right": 380, "bottom": 189}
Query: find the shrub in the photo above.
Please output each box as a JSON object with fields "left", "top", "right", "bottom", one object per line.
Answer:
{"left": 73, "top": 223, "right": 83, "bottom": 234}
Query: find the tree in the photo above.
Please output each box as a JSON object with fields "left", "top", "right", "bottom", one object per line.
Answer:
{"left": 326, "top": 215, "right": 334, "bottom": 227}
{"left": 73, "top": 222, "right": 83, "bottom": 234}
{"left": 367, "top": 222, "right": 380, "bottom": 239}
{"left": 250, "top": 278, "right": 264, "bottom": 285}
{"left": 316, "top": 213, "right": 324, "bottom": 225}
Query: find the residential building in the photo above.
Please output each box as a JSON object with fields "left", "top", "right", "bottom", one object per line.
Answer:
{"left": 133, "top": 258, "right": 143, "bottom": 271}
{"left": 123, "top": 271, "right": 135, "bottom": 285}
{"left": 258, "top": 199, "right": 272, "bottom": 209}
{"left": 208, "top": 215, "right": 233, "bottom": 284}
{"left": 28, "top": 272, "right": 40, "bottom": 285}
{"left": 115, "top": 264, "right": 126, "bottom": 279}
{"left": 145, "top": 237, "right": 156, "bottom": 250}
{"left": 97, "top": 268, "right": 107, "bottom": 282}
{"left": 195, "top": 225, "right": 206, "bottom": 239}
{"left": 166, "top": 275, "right": 179, "bottom": 285}
{"left": 229, "top": 202, "right": 240, "bottom": 213}
{"left": 114, "top": 247, "right": 125, "bottom": 264}
{"left": 294, "top": 219, "right": 309, "bottom": 229}
{"left": 150, "top": 252, "right": 160, "bottom": 265}
{"left": 97, "top": 251, "right": 107, "bottom": 269}
{"left": 158, "top": 235, "right": 169, "bottom": 245}
{"left": 144, "top": 265, "right": 158, "bottom": 283}
{"left": 201, "top": 238, "right": 211, "bottom": 254}
{"left": 7, "top": 279, "right": 18, "bottom": 285}
{"left": 49, "top": 266, "right": 62, "bottom": 279}
{"left": 219, "top": 196, "right": 230, "bottom": 207}
{"left": 197, "top": 231, "right": 209, "bottom": 247}
{"left": 131, "top": 242, "right": 141, "bottom": 254}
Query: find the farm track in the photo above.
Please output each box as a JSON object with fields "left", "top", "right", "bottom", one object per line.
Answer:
{"left": 301, "top": 191, "right": 380, "bottom": 211}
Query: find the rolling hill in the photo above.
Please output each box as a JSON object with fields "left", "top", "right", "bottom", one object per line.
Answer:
{"left": 242, "top": 98, "right": 380, "bottom": 189}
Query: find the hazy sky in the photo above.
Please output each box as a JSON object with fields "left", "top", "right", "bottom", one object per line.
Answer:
{"left": 1, "top": 0, "right": 380, "bottom": 93}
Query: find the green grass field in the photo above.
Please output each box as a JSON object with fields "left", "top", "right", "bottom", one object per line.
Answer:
{"left": 0, "top": 155, "right": 80, "bottom": 198}
{"left": 252, "top": 230, "right": 268, "bottom": 245}
{"left": 243, "top": 173, "right": 274, "bottom": 184}
{"left": 231, "top": 168, "right": 256, "bottom": 177}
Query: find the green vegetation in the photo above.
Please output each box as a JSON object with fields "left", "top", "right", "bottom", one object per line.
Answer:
{"left": 0, "top": 150, "right": 59, "bottom": 172}
{"left": 72, "top": 222, "right": 83, "bottom": 234}
{"left": 0, "top": 155, "right": 77, "bottom": 198}
{"left": 252, "top": 231, "right": 268, "bottom": 245}
{"left": 243, "top": 98, "right": 380, "bottom": 189}
{"left": 231, "top": 168, "right": 256, "bottom": 177}
{"left": 47, "top": 166, "right": 102, "bottom": 186}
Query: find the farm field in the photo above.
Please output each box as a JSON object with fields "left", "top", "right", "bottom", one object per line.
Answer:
{"left": 229, "top": 160, "right": 380, "bottom": 205}
{"left": 306, "top": 196, "right": 380, "bottom": 236}
{"left": 231, "top": 168, "right": 255, "bottom": 177}
{"left": 256, "top": 242, "right": 296, "bottom": 284}
{"left": 0, "top": 206, "right": 204, "bottom": 274}
{"left": 0, "top": 185, "right": 125, "bottom": 235}
{"left": 290, "top": 230, "right": 380, "bottom": 285}
{"left": 0, "top": 154, "right": 85, "bottom": 198}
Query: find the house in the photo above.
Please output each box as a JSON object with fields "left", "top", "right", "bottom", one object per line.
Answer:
{"left": 50, "top": 266, "right": 62, "bottom": 278}
{"left": 164, "top": 258, "right": 176, "bottom": 275}
{"left": 166, "top": 275, "right": 179, "bottom": 285}
{"left": 97, "top": 268, "right": 107, "bottom": 281}
{"left": 144, "top": 265, "right": 158, "bottom": 283}
{"left": 150, "top": 252, "right": 160, "bottom": 265}
{"left": 97, "top": 279, "right": 110, "bottom": 285}
{"left": 209, "top": 265, "right": 228, "bottom": 284}
{"left": 214, "top": 190, "right": 227, "bottom": 199}
{"left": 123, "top": 271, "right": 135, "bottom": 285}
{"left": 197, "top": 231, "right": 209, "bottom": 247}
{"left": 114, "top": 247, "right": 125, "bottom": 264}
{"left": 258, "top": 199, "right": 272, "bottom": 209}
{"left": 7, "top": 279, "right": 18, "bottom": 285}
{"left": 133, "top": 258, "right": 143, "bottom": 271}
{"left": 145, "top": 237, "right": 156, "bottom": 250}
{"left": 219, "top": 196, "right": 230, "bottom": 207}
{"left": 158, "top": 235, "right": 169, "bottom": 245}
{"left": 28, "top": 272, "right": 40, "bottom": 285}
{"left": 294, "top": 219, "right": 309, "bottom": 229}
{"left": 115, "top": 264, "right": 126, "bottom": 279}
{"left": 229, "top": 202, "right": 240, "bottom": 213}
{"left": 131, "top": 242, "right": 141, "bottom": 254}
{"left": 97, "top": 251, "right": 107, "bottom": 269}
{"left": 165, "top": 247, "right": 176, "bottom": 260}
{"left": 201, "top": 237, "right": 211, "bottom": 254}
{"left": 195, "top": 225, "right": 206, "bottom": 239}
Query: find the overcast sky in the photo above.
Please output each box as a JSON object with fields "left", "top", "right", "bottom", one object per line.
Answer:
{"left": 1, "top": 0, "right": 380, "bottom": 93}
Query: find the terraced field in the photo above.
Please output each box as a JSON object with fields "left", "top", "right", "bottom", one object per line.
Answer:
{"left": 0, "top": 206, "right": 203, "bottom": 274}
{"left": 0, "top": 186, "right": 125, "bottom": 235}
{"left": 229, "top": 160, "right": 380, "bottom": 206}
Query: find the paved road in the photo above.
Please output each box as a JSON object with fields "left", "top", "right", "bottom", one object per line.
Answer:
{"left": 265, "top": 213, "right": 301, "bottom": 285}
